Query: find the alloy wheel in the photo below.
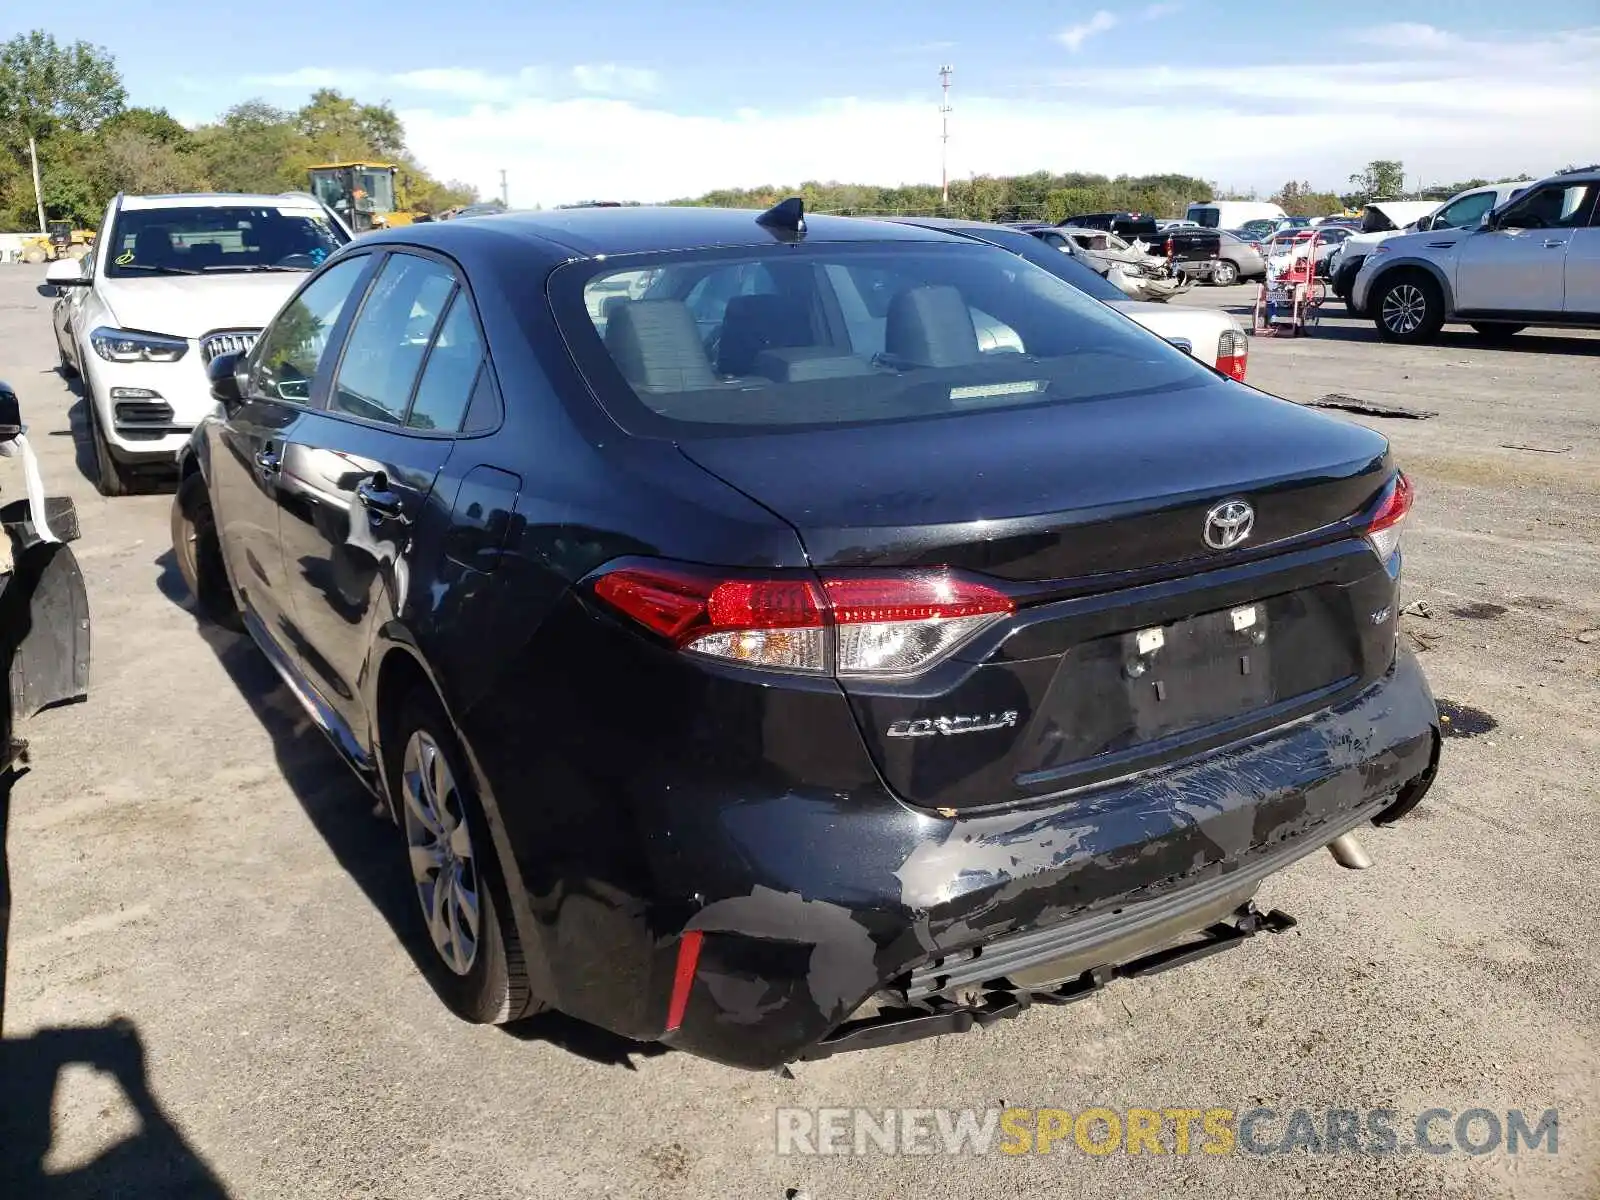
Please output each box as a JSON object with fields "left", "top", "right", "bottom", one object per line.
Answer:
{"left": 1381, "top": 283, "right": 1427, "bottom": 335}
{"left": 401, "top": 730, "right": 481, "bottom": 976}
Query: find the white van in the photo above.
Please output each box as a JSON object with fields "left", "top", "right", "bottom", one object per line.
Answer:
{"left": 1184, "top": 200, "right": 1287, "bottom": 229}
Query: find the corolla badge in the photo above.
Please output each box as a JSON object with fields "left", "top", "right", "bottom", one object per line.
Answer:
{"left": 887, "top": 711, "right": 1020, "bottom": 739}
{"left": 1203, "top": 498, "right": 1255, "bottom": 550}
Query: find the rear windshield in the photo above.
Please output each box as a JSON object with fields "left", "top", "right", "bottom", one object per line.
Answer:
{"left": 104, "top": 205, "right": 347, "bottom": 278}
{"left": 550, "top": 241, "right": 1212, "bottom": 436}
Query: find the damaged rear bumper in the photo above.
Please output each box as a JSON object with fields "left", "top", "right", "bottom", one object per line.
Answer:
{"left": 659, "top": 650, "right": 1439, "bottom": 1069}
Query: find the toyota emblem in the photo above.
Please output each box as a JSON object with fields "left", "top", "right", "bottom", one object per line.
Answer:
{"left": 1204, "top": 498, "right": 1255, "bottom": 549}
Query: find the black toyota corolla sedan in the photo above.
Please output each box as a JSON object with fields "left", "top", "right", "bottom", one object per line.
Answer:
{"left": 172, "top": 201, "right": 1440, "bottom": 1070}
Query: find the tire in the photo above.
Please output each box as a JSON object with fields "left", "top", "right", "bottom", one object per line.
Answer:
{"left": 22, "top": 246, "right": 46, "bottom": 265}
{"left": 385, "top": 688, "right": 541, "bottom": 1024}
{"left": 1372, "top": 272, "right": 1445, "bottom": 344}
{"left": 171, "top": 471, "right": 243, "bottom": 631}
{"left": 1211, "top": 259, "right": 1239, "bottom": 287}
{"left": 1471, "top": 323, "right": 1525, "bottom": 342}
{"left": 86, "top": 390, "right": 129, "bottom": 497}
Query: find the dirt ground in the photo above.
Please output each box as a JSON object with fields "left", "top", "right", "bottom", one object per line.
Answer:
{"left": 0, "top": 265, "right": 1596, "bottom": 1200}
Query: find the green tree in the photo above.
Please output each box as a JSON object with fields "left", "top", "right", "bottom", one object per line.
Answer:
{"left": 1272, "top": 180, "right": 1341, "bottom": 217}
{"left": 0, "top": 30, "right": 125, "bottom": 229}
{"left": 1345, "top": 159, "right": 1406, "bottom": 206}
{"left": 296, "top": 88, "right": 405, "bottom": 161}
{"left": 93, "top": 130, "right": 211, "bottom": 197}
{"left": 192, "top": 100, "right": 306, "bottom": 193}
{"left": 102, "top": 106, "right": 193, "bottom": 147}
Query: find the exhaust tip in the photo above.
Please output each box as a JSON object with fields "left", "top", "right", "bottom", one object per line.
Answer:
{"left": 1327, "top": 832, "right": 1373, "bottom": 870}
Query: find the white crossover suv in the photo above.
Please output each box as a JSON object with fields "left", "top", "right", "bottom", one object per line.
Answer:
{"left": 48, "top": 192, "right": 352, "bottom": 494}
{"left": 1352, "top": 167, "right": 1600, "bottom": 344}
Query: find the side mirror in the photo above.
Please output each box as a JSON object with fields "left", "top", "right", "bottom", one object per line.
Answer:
{"left": 44, "top": 258, "right": 88, "bottom": 286}
{"left": 1478, "top": 210, "right": 1498, "bottom": 230}
{"left": 0, "top": 380, "right": 22, "bottom": 441}
{"left": 207, "top": 351, "right": 246, "bottom": 409}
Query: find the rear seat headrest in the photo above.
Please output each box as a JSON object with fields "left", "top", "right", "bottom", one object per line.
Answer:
{"left": 884, "top": 284, "right": 981, "bottom": 368}
{"left": 603, "top": 299, "right": 716, "bottom": 391}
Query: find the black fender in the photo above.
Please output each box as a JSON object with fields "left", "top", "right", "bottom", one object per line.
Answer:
{"left": 362, "top": 630, "right": 558, "bottom": 1007}
{"left": 175, "top": 420, "right": 213, "bottom": 485}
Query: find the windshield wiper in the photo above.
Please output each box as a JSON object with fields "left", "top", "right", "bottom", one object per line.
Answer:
{"left": 112, "top": 263, "right": 203, "bottom": 276}
{"left": 200, "top": 264, "right": 308, "bottom": 273}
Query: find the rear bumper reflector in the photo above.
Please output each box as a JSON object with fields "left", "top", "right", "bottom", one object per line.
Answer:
{"left": 666, "top": 930, "right": 704, "bottom": 1031}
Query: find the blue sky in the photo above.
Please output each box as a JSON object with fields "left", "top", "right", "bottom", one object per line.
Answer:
{"left": 22, "top": 1, "right": 1600, "bottom": 205}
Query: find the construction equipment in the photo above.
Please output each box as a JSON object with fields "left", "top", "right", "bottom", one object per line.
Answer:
{"left": 306, "top": 162, "right": 413, "bottom": 233}
{"left": 19, "top": 223, "right": 94, "bottom": 265}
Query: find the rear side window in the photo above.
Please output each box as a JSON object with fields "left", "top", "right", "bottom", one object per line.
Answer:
{"left": 552, "top": 242, "right": 1210, "bottom": 436}
{"left": 407, "top": 292, "right": 485, "bottom": 431}
{"left": 331, "top": 253, "right": 456, "bottom": 425}
{"left": 1436, "top": 192, "right": 1495, "bottom": 229}
{"left": 1189, "top": 207, "right": 1220, "bottom": 227}
{"left": 250, "top": 256, "right": 369, "bottom": 403}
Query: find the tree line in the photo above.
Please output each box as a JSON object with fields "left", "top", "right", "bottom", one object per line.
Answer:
{"left": 673, "top": 159, "right": 1541, "bottom": 224}
{"left": 0, "top": 30, "right": 478, "bottom": 231}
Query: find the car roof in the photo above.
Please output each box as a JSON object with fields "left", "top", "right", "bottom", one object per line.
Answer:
{"left": 118, "top": 192, "right": 325, "bottom": 211}
{"left": 366, "top": 205, "right": 960, "bottom": 260}
{"left": 892, "top": 216, "right": 1015, "bottom": 233}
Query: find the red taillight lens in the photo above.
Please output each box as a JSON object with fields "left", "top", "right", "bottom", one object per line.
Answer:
{"left": 826, "top": 575, "right": 1014, "bottom": 675}
{"left": 1164, "top": 237, "right": 1174, "bottom": 256}
{"left": 822, "top": 576, "right": 1012, "bottom": 624}
{"left": 1365, "top": 472, "right": 1413, "bottom": 561}
{"left": 591, "top": 565, "right": 1013, "bottom": 676}
{"left": 1217, "top": 328, "right": 1248, "bottom": 381}
{"left": 593, "top": 567, "right": 828, "bottom": 671}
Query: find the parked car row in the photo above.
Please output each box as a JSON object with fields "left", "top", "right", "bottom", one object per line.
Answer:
{"left": 1176, "top": 170, "right": 1600, "bottom": 345}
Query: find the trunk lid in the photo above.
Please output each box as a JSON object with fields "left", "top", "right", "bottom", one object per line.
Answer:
{"left": 680, "top": 381, "right": 1401, "bottom": 812}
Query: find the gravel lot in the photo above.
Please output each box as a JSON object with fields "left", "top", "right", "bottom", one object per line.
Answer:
{"left": 1, "top": 266, "right": 1597, "bottom": 1199}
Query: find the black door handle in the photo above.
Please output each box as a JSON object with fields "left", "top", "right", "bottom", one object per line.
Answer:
{"left": 356, "top": 476, "right": 410, "bottom": 524}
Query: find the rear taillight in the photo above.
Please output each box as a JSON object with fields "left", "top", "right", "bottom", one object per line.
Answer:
{"left": 1365, "top": 472, "right": 1413, "bottom": 562}
{"left": 591, "top": 565, "right": 1014, "bottom": 677}
{"left": 1217, "top": 328, "right": 1248, "bottom": 381}
{"left": 1164, "top": 236, "right": 1174, "bottom": 256}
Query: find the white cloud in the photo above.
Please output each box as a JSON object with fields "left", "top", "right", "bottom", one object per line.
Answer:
{"left": 1353, "top": 22, "right": 1459, "bottom": 49}
{"left": 395, "top": 26, "right": 1599, "bottom": 209}
{"left": 389, "top": 67, "right": 546, "bottom": 101}
{"left": 1057, "top": 10, "right": 1118, "bottom": 51}
{"left": 570, "top": 64, "right": 659, "bottom": 96}
{"left": 243, "top": 63, "right": 651, "bottom": 103}
{"left": 247, "top": 67, "right": 366, "bottom": 90}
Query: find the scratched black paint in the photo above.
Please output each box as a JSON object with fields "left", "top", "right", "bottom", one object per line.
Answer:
{"left": 179, "top": 208, "right": 1443, "bottom": 1070}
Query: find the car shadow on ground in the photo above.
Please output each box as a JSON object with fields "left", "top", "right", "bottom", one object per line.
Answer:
{"left": 0, "top": 770, "right": 232, "bottom": 1198}
{"left": 40, "top": 373, "right": 99, "bottom": 489}
{"left": 149, "top": 549, "right": 668, "bottom": 1070}
{"left": 42, "top": 367, "right": 179, "bottom": 494}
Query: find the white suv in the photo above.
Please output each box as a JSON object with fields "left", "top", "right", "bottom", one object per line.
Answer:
{"left": 1352, "top": 168, "right": 1600, "bottom": 344}
{"left": 1330, "top": 189, "right": 1530, "bottom": 310}
{"left": 48, "top": 192, "right": 352, "bottom": 494}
